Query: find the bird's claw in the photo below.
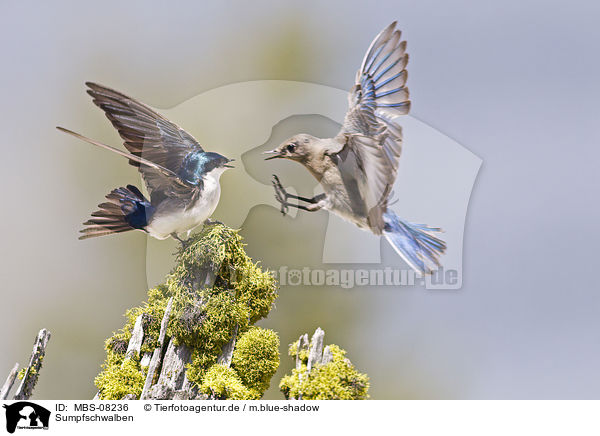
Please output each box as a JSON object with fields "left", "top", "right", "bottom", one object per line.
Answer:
{"left": 205, "top": 218, "right": 224, "bottom": 226}
{"left": 271, "top": 175, "right": 290, "bottom": 216}
{"left": 171, "top": 233, "right": 192, "bottom": 252}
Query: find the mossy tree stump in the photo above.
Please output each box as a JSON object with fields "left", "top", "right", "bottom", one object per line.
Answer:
{"left": 279, "top": 328, "right": 370, "bottom": 400}
{"left": 1, "top": 329, "right": 51, "bottom": 400}
{"left": 94, "top": 225, "right": 279, "bottom": 400}
{"left": 2, "top": 228, "right": 371, "bottom": 400}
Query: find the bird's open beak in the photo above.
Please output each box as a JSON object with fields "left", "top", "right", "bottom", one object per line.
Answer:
{"left": 224, "top": 159, "right": 235, "bottom": 168}
{"left": 263, "top": 149, "right": 282, "bottom": 160}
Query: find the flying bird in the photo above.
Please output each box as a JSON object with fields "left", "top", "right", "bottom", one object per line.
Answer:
{"left": 264, "top": 22, "right": 446, "bottom": 274}
{"left": 57, "top": 82, "right": 233, "bottom": 242}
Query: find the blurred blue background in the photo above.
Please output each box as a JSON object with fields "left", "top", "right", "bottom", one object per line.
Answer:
{"left": 0, "top": 0, "right": 598, "bottom": 399}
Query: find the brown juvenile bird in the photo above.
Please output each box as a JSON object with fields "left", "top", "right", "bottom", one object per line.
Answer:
{"left": 265, "top": 22, "right": 446, "bottom": 274}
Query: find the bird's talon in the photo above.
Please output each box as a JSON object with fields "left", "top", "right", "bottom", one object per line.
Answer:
{"left": 205, "top": 218, "right": 224, "bottom": 226}
{"left": 171, "top": 233, "right": 191, "bottom": 251}
{"left": 272, "top": 175, "right": 289, "bottom": 201}
{"left": 271, "top": 175, "right": 292, "bottom": 216}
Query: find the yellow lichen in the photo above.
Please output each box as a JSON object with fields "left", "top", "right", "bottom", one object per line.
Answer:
{"left": 232, "top": 327, "right": 280, "bottom": 396}
{"left": 199, "top": 364, "right": 257, "bottom": 400}
{"left": 280, "top": 344, "right": 369, "bottom": 400}
{"left": 94, "top": 224, "right": 279, "bottom": 399}
{"left": 94, "top": 355, "right": 145, "bottom": 400}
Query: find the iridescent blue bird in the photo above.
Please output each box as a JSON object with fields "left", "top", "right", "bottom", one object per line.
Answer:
{"left": 57, "top": 83, "right": 233, "bottom": 242}
{"left": 264, "top": 22, "right": 446, "bottom": 274}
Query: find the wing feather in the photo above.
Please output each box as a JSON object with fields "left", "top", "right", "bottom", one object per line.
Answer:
{"left": 85, "top": 82, "right": 204, "bottom": 196}
{"left": 333, "top": 22, "right": 410, "bottom": 232}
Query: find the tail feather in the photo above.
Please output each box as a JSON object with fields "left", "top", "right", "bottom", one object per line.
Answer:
{"left": 383, "top": 210, "right": 446, "bottom": 275}
{"left": 80, "top": 184, "right": 154, "bottom": 240}
{"left": 79, "top": 227, "right": 134, "bottom": 239}
{"left": 56, "top": 127, "right": 181, "bottom": 181}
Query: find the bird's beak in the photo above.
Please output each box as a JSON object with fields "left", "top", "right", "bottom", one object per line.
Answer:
{"left": 263, "top": 149, "right": 282, "bottom": 160}
{"left": 224, "top": 159, "right": 235, "bottom": 168}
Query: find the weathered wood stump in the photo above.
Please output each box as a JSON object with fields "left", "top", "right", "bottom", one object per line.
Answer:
{"left": 1, "top": 329, "right": 51, "bottom": 400}
{"left": 94, "top": 225, "right": 279, "bottom": 400}
{"left": 279, "top": 328, "right": 370, "bottom": 400}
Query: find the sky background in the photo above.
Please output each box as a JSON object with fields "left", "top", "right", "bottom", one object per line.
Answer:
{"left": 0, "top": 0, "right": 598, "bottom": 399}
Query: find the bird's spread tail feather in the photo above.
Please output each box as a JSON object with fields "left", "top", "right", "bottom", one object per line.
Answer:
{"left": 80, "top": 185, "right": 154, "bottom": 240}
{"left": 383, "top": 210, "right": 446, "bottom": 275}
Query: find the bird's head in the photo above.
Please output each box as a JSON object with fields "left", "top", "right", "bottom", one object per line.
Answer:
{"left": 263, "top": 134, "right": 319, "bottom": 164}
{"left": 181, "top": 152, "right": 234, "bottom": 184}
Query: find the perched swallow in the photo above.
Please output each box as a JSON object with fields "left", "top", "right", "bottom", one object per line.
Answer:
{"left": 265, "top": 22, "right": 446, "bottom": 274}
{"left": 58, "top": 83, "right": 233, "bottom": 242}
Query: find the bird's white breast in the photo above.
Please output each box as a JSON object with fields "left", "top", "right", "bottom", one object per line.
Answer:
{"left": 146, "top": 172, "right": 223, "bottom": 240}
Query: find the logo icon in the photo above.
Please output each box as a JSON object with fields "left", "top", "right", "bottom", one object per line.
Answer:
{"left": 2, "top": 402, "right": 50, "bottom": 433}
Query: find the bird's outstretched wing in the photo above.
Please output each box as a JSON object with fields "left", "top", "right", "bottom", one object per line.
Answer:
{"left": 85, "top": 82, "right": 204, "bottom": 198}
{"left": 328, "top": 22, "right": 410, "bottom": 232}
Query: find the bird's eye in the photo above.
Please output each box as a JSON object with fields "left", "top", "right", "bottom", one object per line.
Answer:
{"left": 286, "top": 143, "right": 296, "bottom": 153}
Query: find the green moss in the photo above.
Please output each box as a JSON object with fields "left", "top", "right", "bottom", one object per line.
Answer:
{"left": 104, "top": 284, "right": 171, "bottom": 357}
{"left": 17, "top": 366, "right": 38, "bottom": 381}
{"left": 288, "top": 340, "right": 309, "bottom": 363}
{"left": 94, "top": 354, "right": 145, "bottom": 400}
{"left": 179, "top": 290, "right": 250, "bottom": 385}
{"left": 280, "top": 344, "right": 369, "bottom": 400}
{"left": 199, "top": 364, "right": 257, "bottom": 400}
{"left": 167, "top": 225, "right": 278, "bottom": 325}
{"left": 94, "top": 224, "right": 279, "bottom": 398}
{"left": 165, "top": 226, "right": 277, "bottom": 385}
{"left": 232, "top": 327, "right": 280, "bottom": 396}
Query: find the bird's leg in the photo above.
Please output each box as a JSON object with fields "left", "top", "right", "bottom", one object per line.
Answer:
{"left": 170, "top": 232, "right": 190, "bottom": 248}
{"left": 272, "top": 175, "right": 322, "bottom": 204}
{"left": 271, "top": 175, "right": 290, "bottom": 215}
{"left": 171, "top": 232, "right": 184, "bottom": 244}
{"left": 271, "top": 175, "right": 326, "bottom": 215}
{"left": 286, "top": 202, "right": 325, "bottom": 212}
{"left": 204, "top": 218, "right": 224, "bottom": 226}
